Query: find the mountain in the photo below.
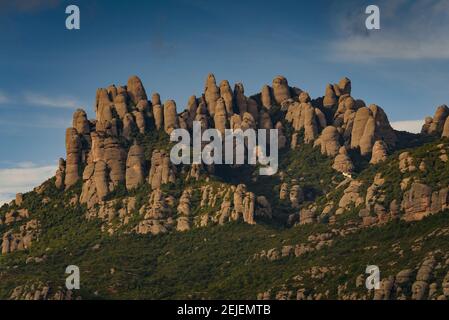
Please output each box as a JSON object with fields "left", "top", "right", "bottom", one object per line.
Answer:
{"left": 1, "top": 74, "right": 449, "bottom": 300}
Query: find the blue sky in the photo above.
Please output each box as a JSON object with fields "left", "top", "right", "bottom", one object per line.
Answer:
{"left": 1, "top": 0, "right": 449, "bottom": 203}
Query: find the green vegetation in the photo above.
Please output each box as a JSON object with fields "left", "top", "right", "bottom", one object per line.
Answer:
{"left": 2, "top": 128, "right": 449, "bottom": 299}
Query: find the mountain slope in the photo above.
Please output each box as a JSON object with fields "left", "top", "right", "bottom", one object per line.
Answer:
{"left": 1, "top": 74, "right": 449, "bottom": 300}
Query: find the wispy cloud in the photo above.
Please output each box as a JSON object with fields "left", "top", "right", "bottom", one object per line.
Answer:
{"left": 0, "top": 91, "right": 9, "bottom": 104}
{"left": 331, "top": 0, "right": 449, "bottom": 61}
{"left": 391, "top": 120, "right": 424, "bottom": 133}
{"left": 0, "top": 115, "right": 71, "bottom": 129}
{"left": 0, "top": 163, "right": 56, "bottom": 206}
{"left": 24, "top": 92, "right": 82, "bottom": 109}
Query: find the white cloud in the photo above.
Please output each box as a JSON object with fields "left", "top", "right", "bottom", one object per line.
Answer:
{"left": 331, "top": 0, "right": 449, "bottom": 61}
{"left": 0, "top": 163, "right": 56, "bottom": 206}
{"left": 391, "top": 120, "right": 424, "bottom": 133}
{"left": 24, "top": 92, "right": 81, "bottom": 109}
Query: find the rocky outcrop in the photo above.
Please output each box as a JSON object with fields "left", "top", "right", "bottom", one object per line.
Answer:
{"left": 350, "top": 105, "right": 396, "bottom": 155}
{"left": 148, "top": 150, "right": 176, "bottom": 190}
{"left": 335, "top": 77, "right": 351, "bottom": 96}
{"left": 64, "top": 128, "right": 82, "bottom": 189}
{"left": 289, "top": 185, "right": 304, "bottom": 208}
{"left": 127, "top": 75, "right": 148, "bottom": 105}
{"left": 163, "top": 100, "right": 179, "bottom": 134}
{"left": 333, "top": 147, "right": 354, "bottom": 174}
{"left": 337, "top": 180, "right": 364, "bottom": 213}
{"left": 323, "top": 84, "right": 337, "bottom": 107}
{"left": 442, "top": 116, "right": 449, "bottom": 138}
{"left": 153, "top": 104, "right": 163, "bottom": 130}
{"left": 55, "top": 158, "right": 66, "bottom": 189}
{"left": 125, "top": 143, "right": 145, "bottom": 190}
{"left": 0, "top": 208, "right": 29, "bottom": 225}
{"left": 314, "top": 126, "right": 340, "bottom": 157}
{"left": 205, "top": 73, "right": 220, "bottom": 117}
{"left": 9, "top": 282, "right": 78, "bottom": 300}
{"left": 299, "top": 209, "right": 316, "bottom": 225}
{"left": 104, "top": 137, "right": 127, "bottom": 186}
{"left": 72, "top": 109, "right": 90, "bottom": 136}
{"left": 151, "top": 92, "right": 161, "bottom": 106}
{"left": 370, "top": 140, "right": 388, "bottom": 164}
{"left": 272, "top": 76, "right": 291, "bottom": 105}
{"left": 122, "top": 113, "right": 137, "bottom": 140}
{"left": 234, "top": 83, "right": 247, "bottom": 115}
{"left": 399, "top": 152, "right": 416, "bottom": 173}
{"left": 422, "top": 105, "right": 449, "bottom": 136}
{"left": 79, "top": 132, "right": 127, "bottom": 208}
{"left": 196, "top": 183, "right": 271, "bottom": 227}
{"left": 261, "top": 85, "right": 273, "bottom": 109}
{"left": 219, "top": 80, "right": 234, "bottom": 116}
{"left": 136, "top": 189, "right": 175, "bottom": 235}
{"left": 401, "top": 183, "right": 449, "bottom": 221}
{"left": 232, "top": 184, "right": 256, "bottom": 225}
{"left": 214, "top": 98, "right": 227, "bottom": 135}
{"left": 1, "top": 220, "right": 39, "bottom": 255}
{"left": 285, "top": 101, "right": 318, "bottom": 144}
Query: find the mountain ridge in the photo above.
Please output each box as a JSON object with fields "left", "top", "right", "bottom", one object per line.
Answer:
{"left": 1, "top": 73, "right": 449, "bottom": 300}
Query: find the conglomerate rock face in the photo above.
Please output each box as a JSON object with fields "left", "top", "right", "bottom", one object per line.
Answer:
{"left": 52, "top": 74, "right": 401, "bottom": 219}
{"left": 0, "top": 74, "right": 437, "bottom": 250}
{"left": 3, "top": 72, "right": 449, "bottom": 301}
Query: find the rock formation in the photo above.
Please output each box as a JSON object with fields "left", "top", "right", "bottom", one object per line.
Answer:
{"left": 272, "top": 76, "right": 291, "bottom": 105}
{"left": 125, "top": 143, "right": 145, "bottom": 190}
{"left": 370, "top": 140, "right": 388, "bottom": 164}
{"left": 205, "top": 73, "right": 220, "bottom": 116}
{"left": 163, "top": 100, "right": 178, "bottom": 134}
{"left": 314, "top": 126, "right": 340, "bottom": 157}
{"left": 350, "top": 105, "right": 396, "bottom": 155}
{"left": 64, "top": 128, "right": 82, "bottom": 189}
{"left": 127, "top": 75, "right": 148, "bottom": 105}
{"left": 422, "top": 105, "right": 449, "bottom": 136}
{"left": 333, "top": 147, "right": 354, "bottom": 173}
{"left": 148, "top": 150, "right": 176, "bottom": 190}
